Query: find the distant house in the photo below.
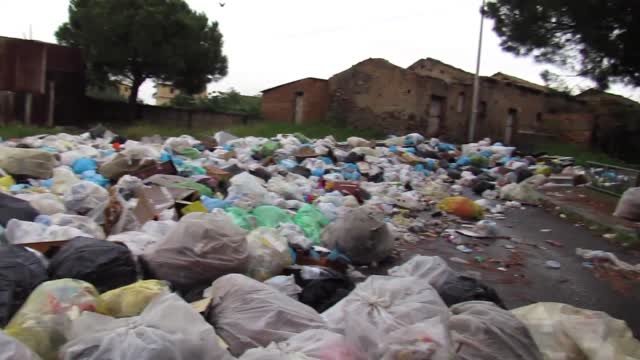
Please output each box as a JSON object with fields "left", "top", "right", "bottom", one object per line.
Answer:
{"left": 153, "top": 82, "right": 207, "bottom": 106}
{"left": 260, "top": 77, "right": 329, "bottom": 124}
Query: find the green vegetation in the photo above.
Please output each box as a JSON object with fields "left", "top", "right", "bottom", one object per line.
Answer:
{"left": 532, "top": 141, "right": 639, "bottom": 168}
{"left": 0, "top": 126, "right": 69, "bottom": 139}
{"left": 57, "top": 0, "right": 228, "bottom": 115}
{"left": 168, "top": 89, "right": 261, "bottom": 116}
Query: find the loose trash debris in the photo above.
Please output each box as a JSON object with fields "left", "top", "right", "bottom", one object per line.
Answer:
{"left": 0, "top": 128, "right": 636, "bottom": 358}
{"left": 614, "top": 187, "right": 640, "bottom": 221}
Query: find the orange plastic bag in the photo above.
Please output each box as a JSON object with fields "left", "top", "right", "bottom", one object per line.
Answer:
{"left": 438, "top": 196, "right": 484, "bottom": 220}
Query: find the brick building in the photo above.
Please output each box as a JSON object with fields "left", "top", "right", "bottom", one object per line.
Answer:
{"left": 260, "top": 77, "right": 329, "bottom": 124}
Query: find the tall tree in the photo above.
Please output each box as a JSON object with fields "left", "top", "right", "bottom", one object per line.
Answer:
{"left": 56, "top": 0, "right": 228, "bottom": 117}
{"left": 485, "top": 0, "right": 640, "bottom": 90}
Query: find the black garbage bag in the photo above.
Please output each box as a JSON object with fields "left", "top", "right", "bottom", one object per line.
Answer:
{"left": 471, "top": 179, "right": 495, "bottom": 195}
{"left": 343, "top": 152, "right": 364, "bottom": 164}
{"left": 49, "top": 237, "right": 138, "bottom": 293}
{"left": 438, "top": 275, "right": 506, "bottom": 309}
{"left": 0, "top": 193, "right": 39, "bottom": 227}
{"left": 447, "top": 169, "right": 462, "bottom": 180}
{"left": 285, "top": 266, "right": 355, "bottom": 313}
{"left": 0, "top": 245, "right": 48, "bottom": 327}
{"left": 88, "top": 124, "right": 107, "bottom": 139}
{"left": 290, "top": 166, "right": 311, "bottom": 178}
{"left": 515, "top": 167, "right": 534, "bottom": 183}
{"left": 438, "top": 159, "right": 450, "bottom": 169}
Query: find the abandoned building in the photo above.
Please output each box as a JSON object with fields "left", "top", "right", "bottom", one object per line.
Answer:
{"left": 260, "top": 57, "right": 623, "bottom": 146}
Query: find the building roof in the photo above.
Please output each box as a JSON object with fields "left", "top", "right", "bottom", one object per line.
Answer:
{"left": 490, "top": 72, "right": 551, "bottom": 93}
{"left": 577, "top": 88, "right": 640, "bottom": 107}
{"left": 261, "top": 77, "right": 327, "bottom": 93}
{"left": 409, "top": 58, "right": 474, "bottom": 77}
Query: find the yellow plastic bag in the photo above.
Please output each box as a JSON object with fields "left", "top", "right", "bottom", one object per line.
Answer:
{"left": 5, "top": 279, "right": 101, "bottom": 360}
{"left": 0, "top": 175, "right": 15, "bottom": 190}
{"left": 512, "top": 302, "right": 640, "bottom": 360}
{"left": 98, "top": 280, "right": 170, "bottom": 317}
{"left": 438, "top": 196, "right": 484, "bottom": 220}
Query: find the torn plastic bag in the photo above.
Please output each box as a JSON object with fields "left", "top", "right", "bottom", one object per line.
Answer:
{"left": 63, "top": 181, "right": 109, "bottom": 215}
{"left": 0, "top": 330, "right": 41, "bottom": 360}
{"left": 204, "top": 274, "right": 327, "bottom": 356}
{"left": 264, "top": 275, "right": 302, "bottom": 300}
{"left": 4, "top": 279, "right": 100, "bottom": 360}
{"left": 614, "top": 187, "right": 640, "bottom": 221}
{"left": 252, "top": 205, "right": 294, "bottom": 228}
{"left": 239, "top": 329, "right": 364, "bottom": 360}
{"left": 89, "top": 188, "right": 139, "bottom": 236}
{"left": 450, "top": 301, "right": 542, "bottom": 360}
{"left": 0, "top": 245, "right": 48, "bottom": 327}
{"left": 142, "top": 212, "right": 249, "bottom": 292}
{"left": 98, "top": 280, "right": 170, "bottom": 317}
{"left": 439, "top": 275, "right": 506, "bottom": 308}
{"left": 293, "top": 204, "right": 330, "bottom": 245}
{"left": 277, "top": 223, "right": 313, "bottom": 250}
{"left": 388, "top": 255, "right": 457, "bottom": 290}
{"left": 246, "top": 227, "right": 293, "bottom": 281}
{"left": 61, "top": 293, "right": 234, "bottom": 360}
{"left": 0, "top": 192, "right": 39, "bottom": 227}
{"left": 16, "top": 193, "right": 65, "bottom": 215}
{"left": 437, "top": 196, "right": 484, "bottom": 220}
{"left": 323, "top": 275, "right": 450, "bottom": 359}
{"left": 321, "top": 205, "right": 394, "bottom": 265}
{"left": 512, "top": 302, "right": 640, "bottom": 360}
{"left": 0, "top": 146, "right": 56, "bottom": 179}
{"left": 49, "top": 237, "right": 138, "bottom": 293}
{"left": 49, "top": 214, "right": 105, "bottom": 240}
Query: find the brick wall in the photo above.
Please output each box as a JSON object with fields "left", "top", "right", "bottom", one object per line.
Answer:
{"left": 261, "top": 78, "right": 329, "bottom": 123}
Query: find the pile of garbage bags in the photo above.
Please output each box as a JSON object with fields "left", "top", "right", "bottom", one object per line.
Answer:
{"left": 0, "top": 128, "right": 634, "bottom": 359}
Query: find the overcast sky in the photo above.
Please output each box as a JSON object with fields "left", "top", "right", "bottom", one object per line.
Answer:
{"left": 1, "top": 0, "right": 639, "bottom": 104}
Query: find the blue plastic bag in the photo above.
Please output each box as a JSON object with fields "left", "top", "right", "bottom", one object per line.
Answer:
{"left": 72, "top": 158, "right": 97, "bottom": 174}
{"left": 201, "top": 195, "right": 231, "bottom": 211}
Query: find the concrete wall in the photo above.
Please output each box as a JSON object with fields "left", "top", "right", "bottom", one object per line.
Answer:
{"left": 408, "top": 58, "right": 473, "bottom": 85}
{"left": 261, "top": 78, "right": 329, "bottom": 123}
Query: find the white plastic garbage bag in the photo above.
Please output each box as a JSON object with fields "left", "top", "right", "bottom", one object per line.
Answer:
{"left": 64, "top": 181, "right": 109, "bottom": 215}
{"left": 49, "top": 214, "right": 106, "bottom": 240}
{"left": 143, "top": 212, "right": 249, "bottom": 291}
{"left": 214, "top": 131, "right": 238, "bottom": 146}
{"left": 512, "top": 302, "right": 640, "bottom": 360}
{"left": 5, "top": 219, "right": 91, "bottom": 244}
{"left": 51, "top": 167, "right": 80, "bottom": 195}
{"left": 16, "top": 193, "right": 65, "bottom": 216}
{"left": 239, "top": 329, "right": 364, "bottom": 360}
{"left": 321, "top": 205, "right": 394, "bottom": 264}
{"left": 264, "top": 275, "right": 302, "bottom": 299}
{"left": 60, "top": 293, "right": 234, "bottom": 360}
{"left": 140, "top": 220, "right": 178, "bottom": 238}
{"left": 0, "top": 146, "right": 56, "bottom": 179}
{"left": 347, "top": 137, "right": 370, "bottom": 148}
{"left": 277, "top": 223, "right": 313, "bottom": 250}
{"left": 614, "top": 187, "right": 640, "bottom": 221}
{"left": 226, "top": 172, "right": 269, "bottom": 209}
{"left": 323, "top": 275, "right": 450, "bottom": 359}
{"left": 388, "top": 256, "right": 457, "bottom": 290}
{"left": 246, "top": 227, "right": 293, "bottom": 281}
{"left": 205, "top": 274, "right": 327, "bottom": 356}
{"left": 449, "top": 301, "right": 543, "bottom": 360}
{"left": 379, "top": 317, "right": 452, "bottom": 360}
{"left": 499, "top": 182, "right": 542, "bottom": 205}
{"left": 108, "top": 231, "right": 159, "bottom": 256}
{"left": 0, "top": 330, "right": 41, "bottom": 360}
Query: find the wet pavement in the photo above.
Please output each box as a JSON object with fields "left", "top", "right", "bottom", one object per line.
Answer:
{"left": 386, "top": 204, "right": 640, "bottom": 337}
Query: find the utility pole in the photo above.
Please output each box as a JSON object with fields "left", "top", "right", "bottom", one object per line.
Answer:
{"left": 468, "top": 0, "right": 486, "bottom": 142}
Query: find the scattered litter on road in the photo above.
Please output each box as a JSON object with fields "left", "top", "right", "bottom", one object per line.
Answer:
{"left": 545, "top": 260, "right": 562, "bottom": 269}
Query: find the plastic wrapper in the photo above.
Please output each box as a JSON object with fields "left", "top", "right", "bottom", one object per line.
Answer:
{"left": 0, "top": 245, "right": 48, "bottom": 327}
{"left": 0, "top": 330, "right": 41, "bottom": 360}
{"left": 323, "top": 275, "right": 450, "bottom": 359}
{"left": 5, "top": 279, "right": 101, "bottom": 360}
{"left": 252, "top": 205, "right": 294, "bottom": 227}
{"left": 0, "top": 146, "right": 56, "bottom": 179}
{"left": 48, "top": 237, "right": 138, "bottom": 293}
{"left": 450, "top": 301, "right": 542, "bottom": 360}
{"left": 143, "top": 212, "right": 249, "bottom": 292}
{"left": 246, "top": 227, "right": 293, "bottom": 281}
{"left": 60, "top": 293, "right": 234, "bottom": 360}
{"left": 388, "top": 255, "right": 457, "bottom": 290}
{"left": 239, "top": 329, "right": 364, "bottom": 360}
{"left": 614, "top": 187, "right": 640, "bottom": 221}
{"left": 63, "top": 181, "right": 109, "bottom": 215}
{"left": 321, "top": 205, "right": 394, "bottom": 265}
{"left": 512, "top": 302, "right": 640, "bottom": 360}
{"left": 98, "top": 280, "right": 170, "bottom": 317}
{"left": 205, "top": 274, "right": 327, "bottom": 356}
{"left": 263, "top": 275, "right": 302, "bottom": 299}
{"left": 437, "top": 196, "right": 484, "bottom": 220}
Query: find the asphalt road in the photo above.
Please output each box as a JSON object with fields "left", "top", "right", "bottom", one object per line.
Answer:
{"left": 386, "top": 204, "right": 640, "bottom": 337}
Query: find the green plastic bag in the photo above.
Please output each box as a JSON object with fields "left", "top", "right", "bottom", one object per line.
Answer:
{"left": 469, "top": 154, "right": 490, "bottom": 168}
{"left": 168, "top": 181, "right": 214, "bottom": 197}
{"left": 293, "top": 132, "right": 311, "bottom": 144}
{"left": 257, "top": 141, "right": 281, "bottom": 158}
{"left": 294, "top": 204, "right": 330, "bottom": 244}
{"left": 178, "top": 147, "right": 202, "bottom": 159}
{"left": 252, "top": 205, "right": 293, "bottom": 228}
{"left": 225, "top": 207, "right": 255, "bottom": 230}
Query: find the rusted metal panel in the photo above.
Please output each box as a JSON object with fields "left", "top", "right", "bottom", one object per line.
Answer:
{"left": 0, "top": 37, "right": 47, "bottom": 94}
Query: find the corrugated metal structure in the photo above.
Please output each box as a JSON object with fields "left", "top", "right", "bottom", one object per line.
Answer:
{"left": 0, "top": 36, "right": 85, "bottom": 126}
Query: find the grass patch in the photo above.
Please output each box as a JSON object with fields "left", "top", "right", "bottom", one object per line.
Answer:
{"left": 0, "top": 125, "right": 68, "bottom": 139}
{"left": 532, "top": 141, "right": 638, "bottom": 168}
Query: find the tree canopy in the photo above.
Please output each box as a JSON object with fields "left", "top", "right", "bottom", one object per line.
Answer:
{"left": 168, "top": 89, "right": 261, "bottom": 116}
{"left": 485, "top": 0, "right": 640, "bottom": 90}
{"left": 56, "top": 0, "right": 228, "bottom": 113}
